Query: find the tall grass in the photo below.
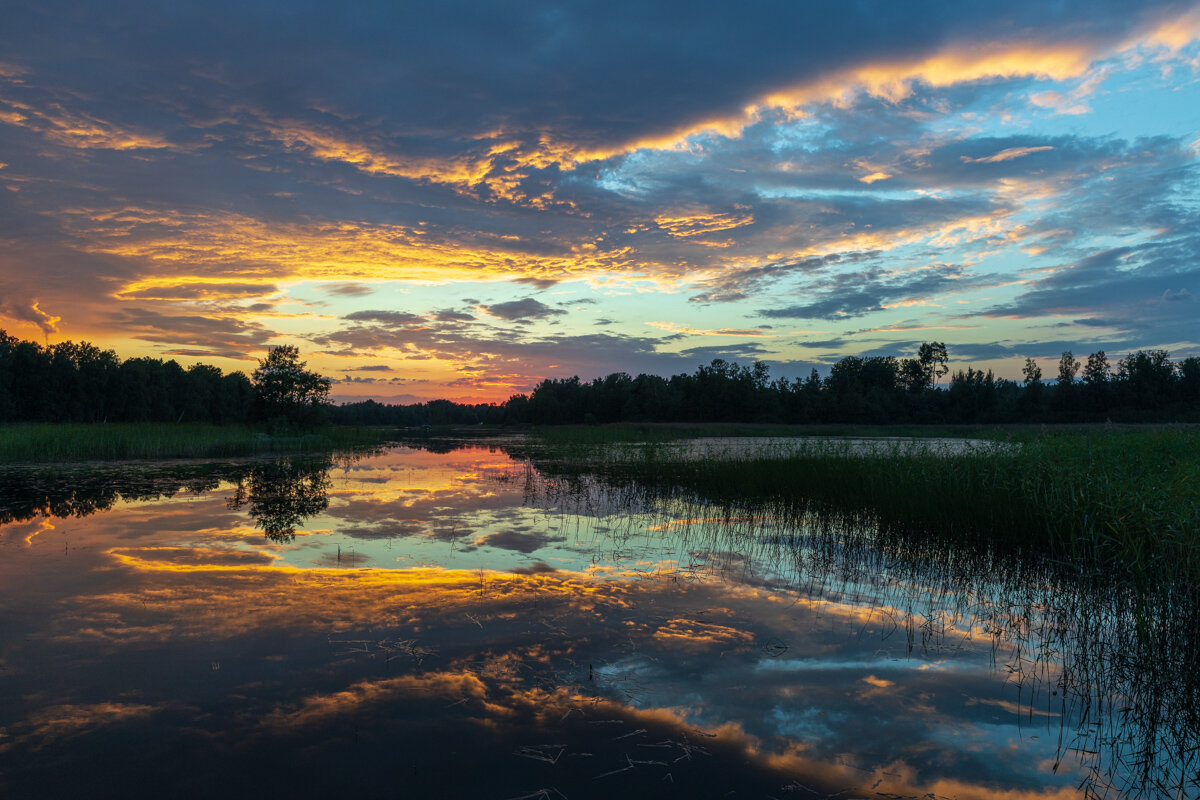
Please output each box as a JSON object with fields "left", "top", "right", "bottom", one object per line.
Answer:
{"left": 521, "top": 427, "right": 1200, "bottom": 591}
{"left": 0, "top": 422, "right": 388, "bottom": 463}
{"left": 516, "top": 428, "right": 1200, "bottom": 799}
{"left": 530, "top": 421, "right": 1010, "bottom": 445}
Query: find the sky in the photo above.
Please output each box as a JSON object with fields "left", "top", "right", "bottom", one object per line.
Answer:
{"left": 1, "top": 1, "right": 1198, "bottom": 404}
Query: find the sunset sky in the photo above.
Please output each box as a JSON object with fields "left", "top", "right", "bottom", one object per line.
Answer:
{"left": 1, "top": 2, "right": 1198, "bottom": 403}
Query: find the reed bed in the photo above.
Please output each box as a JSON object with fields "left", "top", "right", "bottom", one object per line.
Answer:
{"left": 531, "top": 421, "right": 1003, "bottom": 445}
{"left": 523, "top": 427, "right": 1200, "bottom": 592}
{"left": 0, "top": 422, "right": 387, "bottom": 463}
{"left": 516, "top": 448, "right": 1200, "bottom": 799}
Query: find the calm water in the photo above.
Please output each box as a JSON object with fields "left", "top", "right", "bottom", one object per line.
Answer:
{"left": 0, "top": 440, "right": 1195, "bottom": 799}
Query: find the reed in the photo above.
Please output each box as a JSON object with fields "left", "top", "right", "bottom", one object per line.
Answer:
{"left": 523, "top": 427, "right": 1200, "bottom": 591}
{"left": 0, "top": 422, "right": 388, "bottom": 463}
{"left": 530, "top": 421, "right": 1006, "bottom": 445}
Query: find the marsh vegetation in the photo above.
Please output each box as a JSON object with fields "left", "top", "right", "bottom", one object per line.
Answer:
{"left": 1, "top": 433, "right": 1196, "bottom": 798}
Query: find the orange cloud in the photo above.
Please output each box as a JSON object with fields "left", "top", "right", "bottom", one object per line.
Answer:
{"left": 653, "top": 209, "right": 754, "bottom": 238}
{"left": 0, "top": 297, "right": 60, "bottom": 335}
{"left": 651, "top": 618, "right": 755, "bottom": 649}
{"left": 546, "top": 19, "right": 1195, "bottom": 166}
{"left": 0, "top": 88, "right": 174, "bottom": 152}
{"left": 58, "top": 207, "right": 656, "bottom": 290}
{"left": 13, "top": 703, "right": 159, "bottom": 751}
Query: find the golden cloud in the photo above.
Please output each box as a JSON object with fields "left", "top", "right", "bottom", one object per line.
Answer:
{"left": 653, "top": 209, "right": 754, "bottom": 238}
{"left": 0, "top": 89, "right": 173, "bottom": 152}
{"left": 58, "top": 207, "right": 655, "bottom": 290}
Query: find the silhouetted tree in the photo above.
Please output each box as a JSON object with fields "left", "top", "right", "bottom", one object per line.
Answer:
{"left": 1116, "top": 350, "right": 1175, "bottom": 414}
{"left": 1057, "top": 351, "right": 1080, "bottom": 385}
{"left": 1082, "top": 350, "right": 1111, "bottom": 416}
{"left": 251, "top": 345, "right": 331, "bottom": 431}
{"left": 1053, "top": 351, "right": 1081, "bottom": 419}
{"left": 899, "top": 342, "right": 949, "bottom": 392}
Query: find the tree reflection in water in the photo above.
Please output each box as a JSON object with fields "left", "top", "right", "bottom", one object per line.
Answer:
{"left": 226, "top": 456, "right": 333, "bottom": 541}
{"left": 0, "top": 463, "right": 226, "bottom": 524}
{"left": 1, "top": 440, "right": 1196, "bottom": 798}
{"left": 0, "top": 454, "right": 340, "bottom": 543}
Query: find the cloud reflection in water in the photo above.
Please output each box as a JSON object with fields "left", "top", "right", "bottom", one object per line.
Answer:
{"left": 0, "top": 443, "right": 1191, "bottom": 798}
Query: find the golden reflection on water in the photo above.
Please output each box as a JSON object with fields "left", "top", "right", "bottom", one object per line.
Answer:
{"left": 0, "top": 444, "right": 1173, "bottom": 798}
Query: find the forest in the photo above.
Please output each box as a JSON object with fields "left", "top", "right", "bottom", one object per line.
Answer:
{"left": 3, "top": 330, "right": 1198, "bottom": 427}
{"left": 335, "top": 345, "right": 1200, "bottom": 426}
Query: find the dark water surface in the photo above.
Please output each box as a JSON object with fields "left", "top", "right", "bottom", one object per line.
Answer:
{"left": 1, "top": 441, "right": 1195, "bottom": 799}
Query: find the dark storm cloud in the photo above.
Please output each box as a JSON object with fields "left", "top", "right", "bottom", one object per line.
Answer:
{"left": 0, "top": 295, "right": 59, "bottom": 336}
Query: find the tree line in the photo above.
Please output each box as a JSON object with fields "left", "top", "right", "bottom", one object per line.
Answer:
{"left": 0, "top": 332, "right": 327, "bottom": 429}
{"left": 332, "top": 344, "right": 1200, "bottom": 426}
{"left": 3, "top": 329, "right": 1197, "bottom": 428}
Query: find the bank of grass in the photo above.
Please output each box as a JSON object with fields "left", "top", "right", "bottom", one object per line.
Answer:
{"left": 532, "top": 426, "right": 1200, "bottom": 589}
{"left": 0, "top": 422, "right": 389, "bottom": 463}
{"left": 531, "top": 421, "right": 1002, "bottom": 445}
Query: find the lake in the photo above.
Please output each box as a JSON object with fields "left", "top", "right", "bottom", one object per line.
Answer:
{"left": 0, "top": 439, "right": 1194, "bottom": 798}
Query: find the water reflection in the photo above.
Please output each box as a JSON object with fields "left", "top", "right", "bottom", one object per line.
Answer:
{"left": 0, "top": 440, "right": 1195, "bottom": 799}
{"left": 226, "top": 456, "right": 333, "bottom": 541}
{"left": 0, "top": 454, "right": 340, "bottom": 543}
{"left": 0, "top": 462, "right": 226, "bottom": 524}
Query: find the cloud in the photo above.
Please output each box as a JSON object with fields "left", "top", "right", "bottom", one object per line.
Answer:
{"left": 473, "top": 529, "right": 566, "bottom": 554}
{"left": 432, "top": 309, "right": 476, "bottom": 322}
{"left": 977, "top": 235, "right": 1200, "bottom": 353}
{"left": 343, "top": 310, "right": 426, "bottom": 326}
{"left": 0, "top": 296, "right": 60, "bottom": 336}
{"left": 760, "top": 263, "right": 997, "bottom": 320}
{"left": 960, "top": 146, "right": 1056, "bottom": 164}
{"left": 322, "top": 282, "right": 374, "bottom": 297}
{"left": 0, "top": 1, "right": 1197, "bottom": 389}
{"left": 480, "top": 298, "right": 567, "bottom": 321}
{"left": 113, "top": 308, "right": 273, "bottom": 354}
{"left": 117, "top": 282, "right": 279, "bottom": 301}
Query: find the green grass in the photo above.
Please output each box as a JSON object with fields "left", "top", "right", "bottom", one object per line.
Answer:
{"left": 530, "top": 421, "right": 1005, "bottom": 444}
{"left": 526, "top": 426, "right": 1200, "bottom": 591}
{"left": 0, "top": 422, "right": 389, "bottom": 463}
